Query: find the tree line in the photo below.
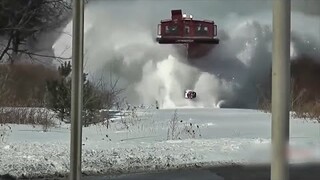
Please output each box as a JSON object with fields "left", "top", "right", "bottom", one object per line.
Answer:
{"left": 0, "top": 0, "right": 123, "bottom": 126}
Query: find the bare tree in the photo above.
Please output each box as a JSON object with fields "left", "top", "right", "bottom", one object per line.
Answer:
{"left": 0, "top": 66, "right": 10, "bottom": 103}
{"left": 0, "top": 0, "right": 72, "bottom": 63}
{"left": 83, "top": 74, "right": 125, "bottom": 126}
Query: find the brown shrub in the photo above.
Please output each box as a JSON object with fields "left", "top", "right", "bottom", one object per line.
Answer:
{"left": 0, "top": 63, "right": 59, "bottom": 107}
{"left": 258, "top": 55, "right": 320, "bottom": 122}
{"left": 291, "top": 56, "right": 320, "bottom": 101}
{"left": 0, "top": 107, "right": 56, "bottom": 132}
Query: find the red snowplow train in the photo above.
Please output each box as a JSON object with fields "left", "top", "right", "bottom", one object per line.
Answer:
{"left": 156, "top": 9, "right": 219, "bottom": 59}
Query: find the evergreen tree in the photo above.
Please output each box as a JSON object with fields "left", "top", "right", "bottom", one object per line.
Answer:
{"left": 45, "top": 61, "right": 115, "bottom": 126}
{"left": 45, "top": 61, "right": 72, "bottom": 122}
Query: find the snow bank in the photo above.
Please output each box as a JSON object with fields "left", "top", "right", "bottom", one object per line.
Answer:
{"left": 1, "top": 108, "right": 320, "bottom": 178}
{"left": 1, "top": 138, "right": 320, "bottom": 178}
{"left": 0, "top": 138, "right": 256, "bottom": 178}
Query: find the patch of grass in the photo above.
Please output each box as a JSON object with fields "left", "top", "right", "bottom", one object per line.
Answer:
{"left": 0, "top": 107, "right": 56, "bottom": 132}
{"left": 167, "top": 109, "right": 202, "bottom": 140}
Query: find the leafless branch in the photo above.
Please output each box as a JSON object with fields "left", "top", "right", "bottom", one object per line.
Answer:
{"left": 0, "top": 34, "right": 13, "bottom": 60}
{"left": 0, "top": 0, "right": 72, "bottom": 62}
{"left": 7, "top": 48, "right": 71, "bottom": 60}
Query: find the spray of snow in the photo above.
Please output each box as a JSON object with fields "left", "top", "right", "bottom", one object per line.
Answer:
{"left": 52, "top": 0, "right": 320, "bottom": 109}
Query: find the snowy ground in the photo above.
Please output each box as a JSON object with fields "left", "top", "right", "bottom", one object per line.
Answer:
{"left": 1, "top": 108, "right": 320, "bottom": 178}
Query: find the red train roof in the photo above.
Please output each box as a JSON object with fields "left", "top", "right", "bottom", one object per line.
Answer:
{"left": 160, "top": 9, "right": 215, "bottom": 24}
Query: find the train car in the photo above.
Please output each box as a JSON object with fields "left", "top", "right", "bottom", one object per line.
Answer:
{"left": 156, "top": 9, "right": 219, "bottom": 59}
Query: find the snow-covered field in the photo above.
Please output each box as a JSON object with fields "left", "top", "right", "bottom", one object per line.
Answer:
{"left": 1, "top": 108, "right": 320, "bottom": 178}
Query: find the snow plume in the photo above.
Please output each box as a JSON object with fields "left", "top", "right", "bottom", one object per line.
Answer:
{"left": 53, "top": 0, "right": 320, "bottom": 109}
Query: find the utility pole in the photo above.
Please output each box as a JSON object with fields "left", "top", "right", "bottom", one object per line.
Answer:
{"left": 70, "top": 0, "right": 85, "bottom": 179}
{"left": 271, "top": 0, "right": 291, "bottom": 180}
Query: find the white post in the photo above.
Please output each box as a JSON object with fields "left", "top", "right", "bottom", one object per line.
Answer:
{"left": 70, "top": 0, "right": 84, "bottom": 179}
{"left": 271, "top": 0, "right": 291, "bottom": 180}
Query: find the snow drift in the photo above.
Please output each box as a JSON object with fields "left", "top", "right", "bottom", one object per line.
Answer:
{"left": 1, "top": 108, "right": 320, "bottom": 179}
{"left": 53, "top": 0, "right": 320, "bottom": 109}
